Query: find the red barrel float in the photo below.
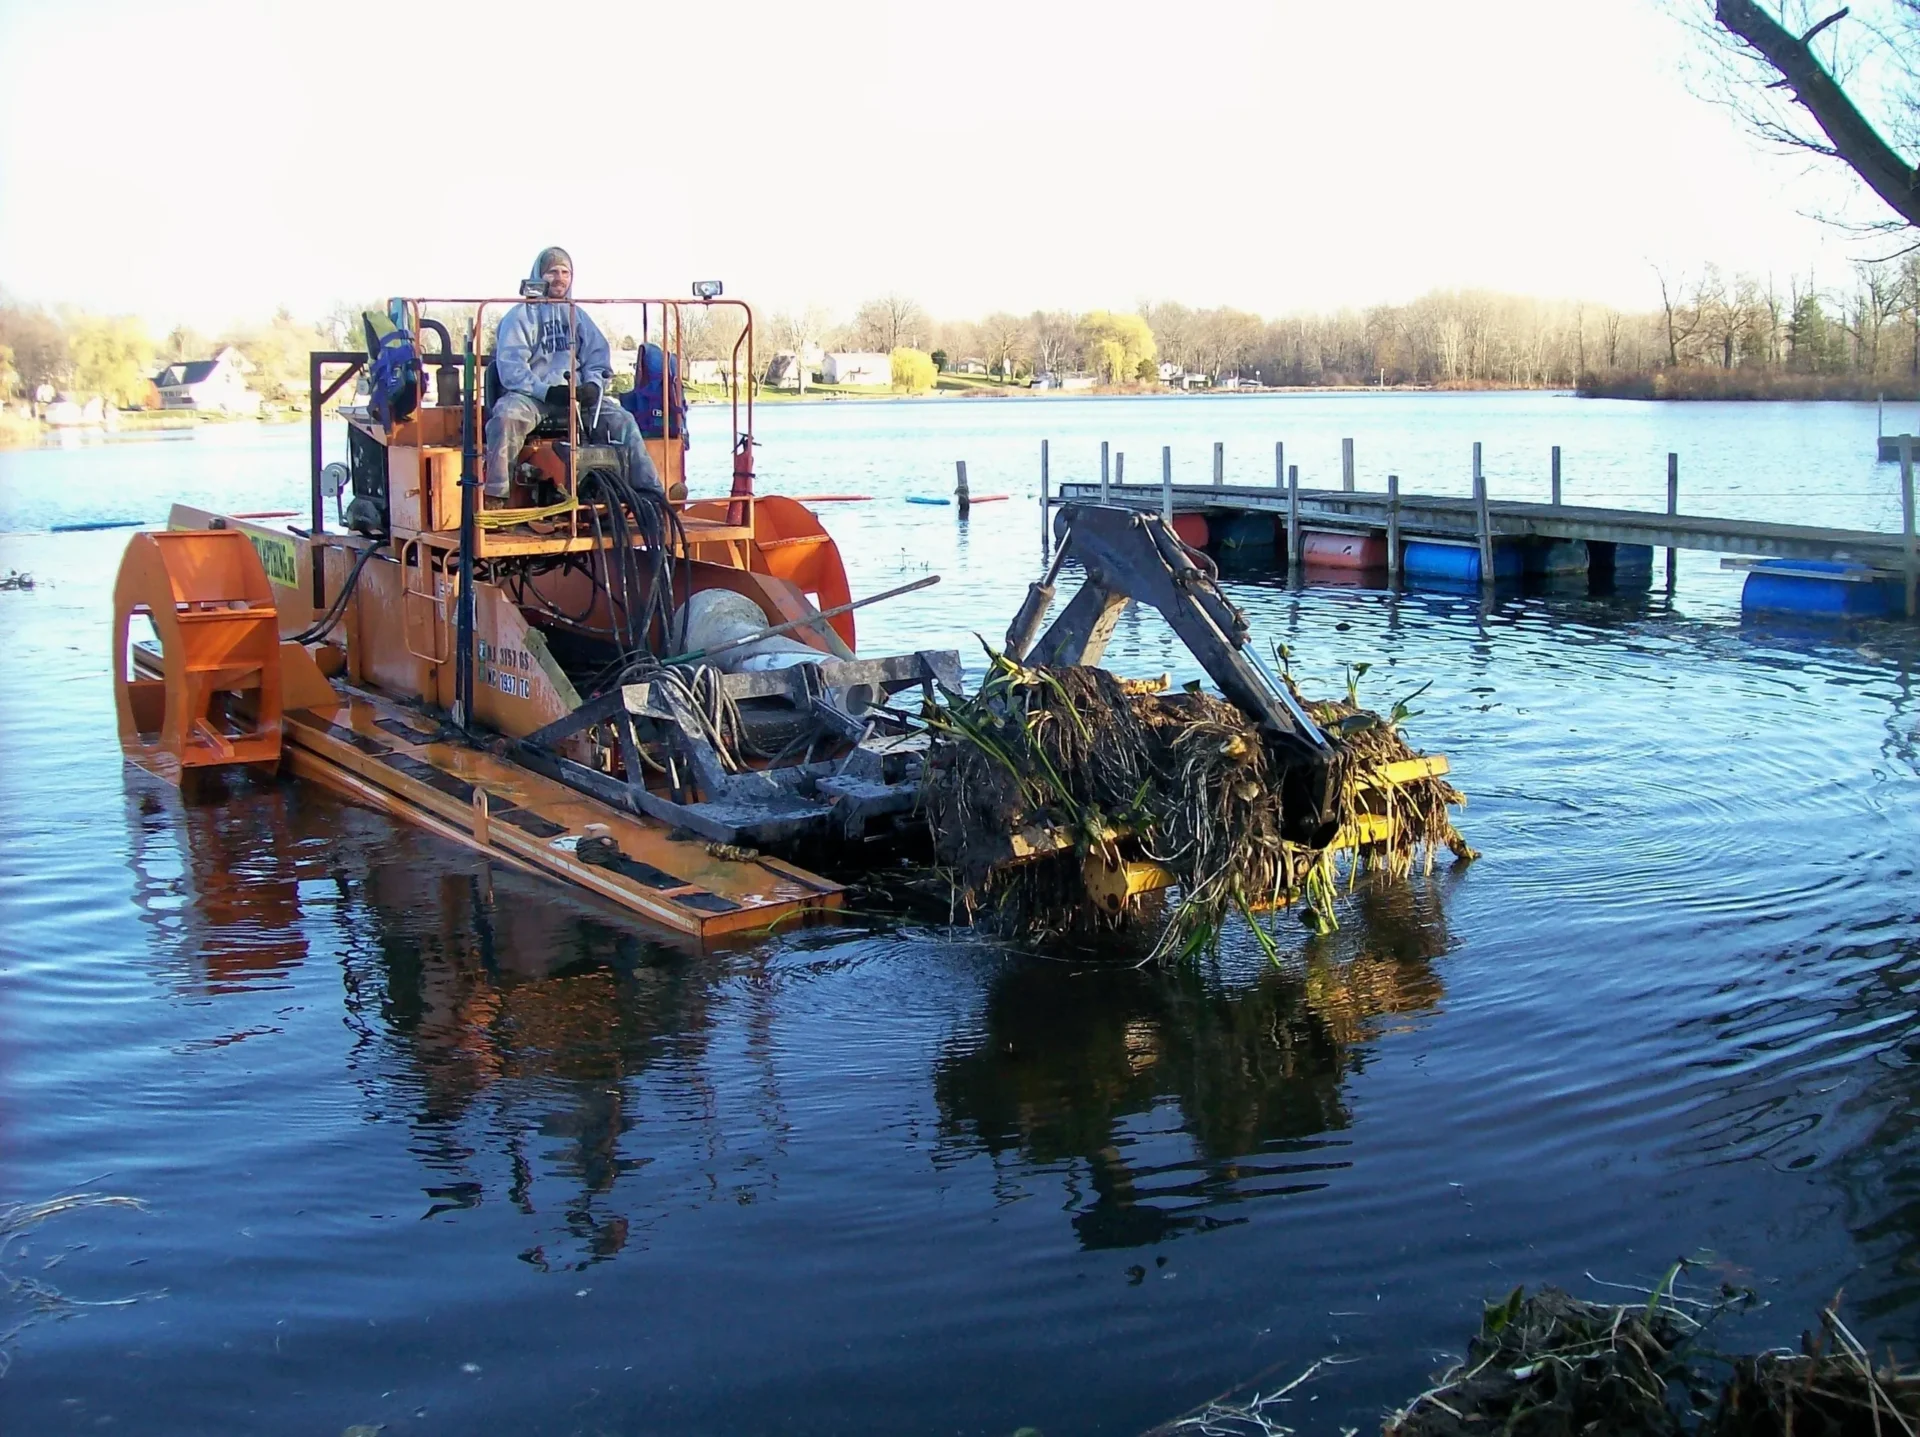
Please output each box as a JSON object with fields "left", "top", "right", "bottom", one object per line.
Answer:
{"left": 1171, "top": 513, "right": 1210, "bottom": 550}
{"left": 1300, "top": 529, "right": 1387, "bottom": 570}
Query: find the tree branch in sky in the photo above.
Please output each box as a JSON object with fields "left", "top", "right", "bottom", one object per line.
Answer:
{"left": 1713, "top": 0, "right": 1920, "bottom": 227}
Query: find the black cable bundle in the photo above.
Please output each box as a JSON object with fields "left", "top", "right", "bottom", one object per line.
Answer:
{"left": 291, "top": 542, "right": 380, "bottom": 645}
{"left": 574, "top": 467, "right": 691, "bottom": 679}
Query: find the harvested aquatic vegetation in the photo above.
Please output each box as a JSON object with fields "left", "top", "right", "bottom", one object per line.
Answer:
{"left": 921, "top": 654, "right": 1470, "bottom": 959}
{"left": 1139, "top": 1357, "right": 1338, "bottom": 1436}
{"left": 1386, "top": 1275, "right": 1918, "bottom": 1437}
{"left": 1, "top": 1191, "right": 158, "bottom": 1378}
{"left": 1715, "top": 1309, "right": 1920, "bottom": 1436}
{"left": 1387, "top": 1280, "right": 1726, "bottom": 1436}
{"left": 0, "top": 571, "right": 33, "bottom": 592}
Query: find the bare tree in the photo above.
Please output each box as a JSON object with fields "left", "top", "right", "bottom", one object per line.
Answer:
{"left": 1704, "top": 0, "right": 1920, "bottom": 231}
{"left": 1029, "top": 310, "right": 1080, "bottom": 376}
{"left": 852, "top": 294, "right": 927, "bottom": 352}
{"left": 1841, "top": 258, "right": 1902, "bottom": 371}
{"left": 977, "top": 311, "right": 1029, "bottom": 378}
{"left": 1654, "top": 266, "right": 1704, "bottom": 366}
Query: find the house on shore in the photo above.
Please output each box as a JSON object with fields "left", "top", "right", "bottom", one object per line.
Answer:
{"left": 154, "top": 346, "right": 261, "bottom": 414}
{"left": 822, "top": 352, "right": 891, "bottom": 387}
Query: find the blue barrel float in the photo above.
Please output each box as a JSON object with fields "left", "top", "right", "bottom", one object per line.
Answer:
{"left": 1741, "top": 558, "right": 1894, "bottom": 618}
{"left": 1402, "top": 539, "right": 1524, "bottom": 585}
{"left": 1588, "top": 542, "right": 1654, "bottom": 590}
{"left": 1526, "top": 539, "right": 1589, "bottom": 576}
{"left": 1215, "top": 512, "right": 1278, "bottom": 555}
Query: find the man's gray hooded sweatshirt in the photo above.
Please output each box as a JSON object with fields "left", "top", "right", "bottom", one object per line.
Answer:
{"left": 495, "top": 252, "right": 612, "bottom": 398}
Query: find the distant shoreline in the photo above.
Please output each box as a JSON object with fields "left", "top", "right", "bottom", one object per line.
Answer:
{"left": 1576, "top": 370, "right": 1920, "bottom": 403}
{"left": 6, "top": 378, "right": 1908, "bottom": 452}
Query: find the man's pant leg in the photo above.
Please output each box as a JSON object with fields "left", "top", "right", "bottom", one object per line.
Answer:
{"left": 484, "top": 392, "right": 546, "bottom": 498}
{"left": 595, "top": 406, "right": 662, "bottom": 494}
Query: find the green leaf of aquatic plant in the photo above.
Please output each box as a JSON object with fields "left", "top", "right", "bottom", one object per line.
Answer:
{"left": 1483, "top": 1284, "right": 1526, "bottom": 1336}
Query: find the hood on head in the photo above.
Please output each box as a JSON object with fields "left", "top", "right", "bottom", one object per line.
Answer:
{"left": 530, "top": 246, "right": 573, "bottom": 283}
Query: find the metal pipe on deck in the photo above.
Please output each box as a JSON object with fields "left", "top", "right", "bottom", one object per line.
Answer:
{"left": 1162, "top": 446, "right": 1173, "bottom": 524}
{"left": 1213, "top": 441, "right": 1224, "bottom": 488}
{"left": 1101, "top": 441, "right": 1110, "bottom": 503}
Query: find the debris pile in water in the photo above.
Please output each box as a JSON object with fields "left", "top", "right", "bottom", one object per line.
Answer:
{"left": 0, "top": 571, "right": 33, "bottom": 592}
{"left": 921, "top": 654, "right": 1470, "bottom": 958}
{"left": 1387, "top": 1279, "right": 1920, "bottom": 1437}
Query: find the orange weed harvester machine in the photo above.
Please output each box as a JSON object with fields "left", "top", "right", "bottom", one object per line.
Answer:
{"left": 114, "top": 290, "right": 959, "bottom": 940}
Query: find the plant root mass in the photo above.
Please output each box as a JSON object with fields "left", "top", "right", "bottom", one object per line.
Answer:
{"left": 921, "top": 657, "right": 1473, "bottom": 960}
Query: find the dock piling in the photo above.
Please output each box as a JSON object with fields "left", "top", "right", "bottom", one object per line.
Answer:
{"left": 1551, "top": 445, "right": 1562, "bottom": 507}
{"left": 955, "top": 460, "right": 970, "bottom": 518}
{"left": 1274, "top": 441, "right": 1284, "bottom": 489}
{"left": 1161, "top": 446, "right": 1173, "bottom": 524}
{"left": 1287, "top": 464, "right": 1301, "bottom": 575}
{"left": 1116, "top": 452, "right": 1125, "bottom": 487}
{"left": 1387, "top": 473, "right": 1402, "bottom": 576}
{"left": 1342, "top": 437, "right": 1355, "bottom": 492}
{"left": 1040, "top": 440, "right": 1050, "bottom": 551}
{"left": 1473, "top": 443, "right": 1494, "bottom": 587}
{"left": 1901, "top": 435, "right": 1916, "bottom": 618}
{"left": 1100, "top": 441, "right": 1110, "bottom": 503}
{"left": 1213, "top": 441, "right": 1224, "bottom": 487}
{"left": 1666, "top": 452, "right": 1679, "bottom": 590}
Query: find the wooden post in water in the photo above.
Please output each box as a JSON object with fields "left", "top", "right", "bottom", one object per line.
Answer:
{"left": 1342, "top": 437, "right": 1355, "bottom": 492}
{"left": 1115, "top": 451, "right": 1125, "bottom": 488}
{"left": 1213, "top": 441, "right": 1224, "bottom": 487}
{"left": 955, "top": 460, "right": 970, "bottom": 518}
{"left": 1039, "top": 440, "right": 1050, "bottom": 551}
{"left": 1161, "top": 446, "right": 1173, "bottom": 524}
{"left": 1666, "top": 452, "right": 1679, "bottom": 590}
{"left": 1901, "top": 434, "right": 1916, "bottom": 618}
{"left": 1274, "top": 440, "right": 1285, "bottom": 488}
{"left": 1551, "top": 445, "right": 1562, "bottom": 507}
{"left": 1387, "top": 473, "right": 1402, "bottom": 577}
{"left": 1473, "top": 442, "right": 1494, "bottom": 587}
{"left": 1100, "top": 440, "right": 1110, "bottom": 503}
{"left": 1287, "top": 464, "right": 1301, "bottom": 575}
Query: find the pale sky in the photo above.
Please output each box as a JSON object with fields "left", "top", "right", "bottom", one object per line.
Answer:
{"left": 0, "top": 0, "right": 1884, "bottom": 330}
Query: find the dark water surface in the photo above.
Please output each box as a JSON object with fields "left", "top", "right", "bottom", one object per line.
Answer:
{"left": 3, "top": 400, "right": 1920, "bottom": 1435}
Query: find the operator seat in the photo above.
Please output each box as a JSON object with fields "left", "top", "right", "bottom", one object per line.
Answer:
{"left": 482, "top": 359, "right": 572, "bottom": 437}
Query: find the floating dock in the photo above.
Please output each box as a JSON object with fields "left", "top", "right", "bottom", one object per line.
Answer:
{"left": 1037, "top": 437, "right": 1920, "bottom": 616}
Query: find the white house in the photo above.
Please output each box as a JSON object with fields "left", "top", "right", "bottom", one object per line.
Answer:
{"left": 154, "top": 346, "right": 261, "bottom": 414}
{"left": 822, "top": 352, "right": 892, "bottom": 387}
{"left": 685, "top": 358, "right": 728, "bottom": 388}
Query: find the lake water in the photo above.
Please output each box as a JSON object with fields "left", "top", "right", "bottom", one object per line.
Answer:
{"left": 2, "top": 392, "right": 1918, "bottom": 1435}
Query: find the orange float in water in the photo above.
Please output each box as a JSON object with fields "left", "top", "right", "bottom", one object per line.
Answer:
{"left": 1301, "top": 530, "right": 1388, "bottom": 570}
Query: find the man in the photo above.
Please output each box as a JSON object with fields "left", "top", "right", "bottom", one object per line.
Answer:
{"left": 484, "top": 246, "right": 659, "bottom": 501}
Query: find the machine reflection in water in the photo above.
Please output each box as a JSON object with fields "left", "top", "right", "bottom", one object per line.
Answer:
{"left": 124, "top": 775, "right": 321, "bottom": 995}
{"left": 932, "top": 880, "right": 1457, "bottom": 1250}
{"left": 337, "top": 855, "right": 789, "bottom": 1272}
